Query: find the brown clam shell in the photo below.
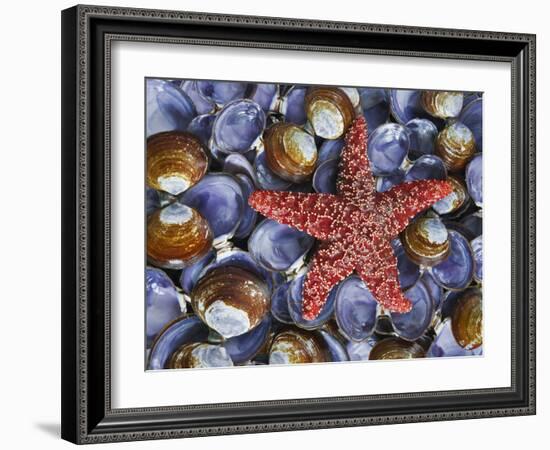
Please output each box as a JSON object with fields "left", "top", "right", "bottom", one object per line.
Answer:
{"left": 401, "top": 216, "right": 450, "bottom": 266}
{"left": 451, "top": 288, "right": 482, "bottom": 350}
{"left": 269, "top": 328, "right": 329, "bottom": 364}
{"left": 369, "top": 337, "right": 427, "bottom": 360}
{"left": 264, "top": 123, "right": 318, "bottom": 183}
{"left": 435, "top": 122, "right": 476, "bottom": 172}
{"left": 432, "top": 175, "right": 470, "bottom": 217}
{"left": 147, "top": 131, "right": 208, "bottom": 195}
{"left": 168, "top": 342, "right": 233, "bottom": 369}
{"left": 305, "top": 87, "right": 355, "bottom": 140}
{"left": 421, "top": 91, "right": 463, "bottom": 119}
{"left": 191, "top": 266, "right": 270, "bottom": 339}
{"left": 147, "top": 202, "right": 213, "bottom": 269}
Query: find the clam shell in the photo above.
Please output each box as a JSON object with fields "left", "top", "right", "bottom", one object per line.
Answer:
{"left": 391, "top": 238, "right": 421, "bottom": 290}
{"left": 223, "top": 314, "right": 272, "bottom": 363}
{"left": 389, "top": 89, "right": 444, "bottom": 127}
{"left": 271, "top": 280, "right": 294, "bottom": 324}
{"left": 421, "top": 91, "right": 464, "bottom": 119}
{"left": 420, "top": 271, "right": 443, "bottom": 310}
{"left": 401, "top": 216, "right": 450, "bottom": 266}
{"left": 358, "top": 88, "right": 390, "bottom": 131}
{"left": 390, "top": 280, "right": 434, "bottom": 341}
{"left": 279, "top": 86, "right": 307, "bottom": 125}
{"left": 146, "top": 131, "right": 208, "bottom": 196}
{"left": 432, "top": 175, "right": 470, "bottom": 217}
{"left": 179, "top": 173, "right": 244, "bottom": 244}
{"left": 249, "top": 83, "right": 280, "bottom": 111}
{"left": 233, "top": 174, "right": 258, "bottom": 239}
{"left": 339, "top": 87, "right": 360, "bottom": 108}
{"left": 264, "top": 123, "right": 318, "bottom": 183}
{"left": 405, "top": 118, "right": 438, "bottom": 160}
{"left": 367, "top": 123, "right": 410, "bottom": 176}
{"left": 196, "top": 80, "right": 248, "bottom": 107}
{"left": 369, "top": 337, "right": 426, "bottom": 360}
{"left": 212, "top": 99, "right": 266, "bottom": 154}
{"left": 451, "top": 288, "right": 483, "bottom": 350}
{"left": 254, "top": 150, "right": 293, "bottom": 191}
{"left": 181, "top": 80, "right": 215, "bottom": 115}
{"left": 346, "top": 339, "right": 376, "bottom": 361}
{"left": 318, "top": 329, "right": 349, "bottom": 362}
{"left": 169, "top": 342, "right": 234, "bottom": 368}
{"left": 305, "top": 87, "right": 355, "bottom": 139}
{"left": 465, "top": 153, "right": 483, "bottom": 207}
{"left": 178, "top": 249, "right": 216, "bottom": 294}
{"left": 404, "top": 154, "right": 447, "bottom": 182}
{"left": 313, "top": 158, "right": 339, "bottom": 194}
{"left": 248, "top": 219, "right": 314, "bottom": 272}
{"left": 191, "top": 266, "right": 270, "bottom": 338}
{"left": 146, "top": 187, "right": 160, "bottom": 216}
{"left": 471, "top": 235, "right": 483, "bottom": 283}
{"left": 147, "top": 202, "right": 213, "bottom": 270}
{"left": 435, "top": 122, "right": 476, "bottom": 172}
{"left": 458, "top": 97, "right": 483, "bottom": 151}
{"left": 431, "top": 230, "right": 474, "bottom": 290}
{"left": 334, "top": 275, "right": 378, "bottom": 342}
{"left": 148, "top": 316, "right": 209, "bottom": 369}
{"left": 459, "top": 212, "right": 483, "bottom": 239}
{"left": 146, "top": 267, "right": 185, "bottom": 346}
{"left": 317, "top": 138, "right": 344, "bottom": 165}
{"left": 428, "top": 319, "right": 483, "bottom": 357}
{"left": 269, "top": 328, "right": 328, "bottom": 364}
{"left": 223, "top": 153, "right": 258, "bottom": 185}
{"left": 146, "top": 79, "right": 197, "bottom": 137}
{"left": 187, "top": 113, "right": 216, "bottom": 148}
{"left": 376, "top": 170, "right": 405, "bottom": 193}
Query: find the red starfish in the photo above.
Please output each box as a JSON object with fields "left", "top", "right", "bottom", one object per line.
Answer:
{"left": 249, "top": 116, "right": 452, "bottom": 320}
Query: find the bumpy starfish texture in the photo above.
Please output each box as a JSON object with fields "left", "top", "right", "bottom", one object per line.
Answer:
{"left": 249, "top": 116, "right": 453, "bottom": 320}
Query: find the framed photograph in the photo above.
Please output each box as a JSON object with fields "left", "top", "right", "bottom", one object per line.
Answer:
{"left": 61, "top": 4, "right": 536, "bottom": 444}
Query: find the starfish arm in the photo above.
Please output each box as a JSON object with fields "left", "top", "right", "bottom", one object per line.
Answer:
{"left": 356, "top": 242, "right": 412, "bottom": 313}
{"left": 376, "top": 179, "right": 453, "bottom": 236}
{"left": 302, "top": 241, "right": 355, "bottom": 320}
{"left": 336, "top": 115, "right": 376, "bottom": 205}
{"left": 248, "top": 190, "right": 342, "bottom": 241}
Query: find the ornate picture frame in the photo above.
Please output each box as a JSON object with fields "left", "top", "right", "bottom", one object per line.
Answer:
{"left": 61, "top": 4, "right": 536, "bottom": 444}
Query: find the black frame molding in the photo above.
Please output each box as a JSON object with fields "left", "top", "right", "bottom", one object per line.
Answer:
{"left": 61, "top": 4, "right": 536, "bottom": 444}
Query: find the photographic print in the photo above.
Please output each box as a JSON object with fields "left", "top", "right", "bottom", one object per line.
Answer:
{"left": 145, "top": 79, "right": 483, "bottom": 370}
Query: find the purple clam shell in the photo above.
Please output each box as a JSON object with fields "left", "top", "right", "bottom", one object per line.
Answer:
{"left": 428, "top": 319, "right": 483, "bottom": 357}
{"left": 420, "top": 270, "right": 444, "bottom": 310}
{"left": 376, "top": 170, "right": 405, "bottom": 193}
{"left": 187, "top": 113, "right": 216, "bottom": 148}
{"left": 459, "top": 212, "right": 483, "bottom": 239}
{"left": 334, "top": 275, "right": 378, "bottom": 341}
{"left": 223, "top": 314, "right": 272, "bottom": 363}
{"left": 405, "top": 118, "right": 438, "bottom": 160}
{"left": 358, "top": 88, "right": 390, "bottom": 131}
{"left": 313, "top": 159, "right": 338, "bottom": 194}
{"left": 249, "top": 83, "right": 279, "bottom": 111}
{"left": 471, "top": 235, "right": 483, "bottom": 283}
{"left": 317, "top": 138, "right": 345, "bottom": 165}
{"left": 223, "top": 153, "right": 258, "bottom": 185}
{"left": 346, "top": 339, "right": 375, "bottom": 361}
{"left": 146, "top": 79, "right": 197, "bottom": 137}
{"left": 271, "top": 281, "right": 294, "bottom": 324}
{"left": 181, "top": 80, "right": 215, "bottom": 115}
{"left": 432, "top": 230, "right": 474, "bottom": 290}
{"left": 254, "top": 151, "right": 293, "bottom": 191}
{"left": 146, "top": 187, "right": 160, "bottom": 215}
{"left": 367, "top": 123, "right": 410, "bottom": 176}
{"left": 146, "top": 267, "right": 184, "bottom": 347}
{"left": 466, "top": 154, "right": 483, "bottom": 206}
{"left": 319, "top": 330, "right": 349, "bottom": 362}
{"left": 404, "top": 154, "right": 447, "bottom": 182}
{"left": 390, "top": 280, "right": 434, "bottom": 341}
{"left": 148, "top": 316, "right": 209, "bottom": 369}
{"left": 179, "top": 249, "right": 216, "bottom": 295}
{"left": 287, "top": 272, "right": 337, "bottom": 329}
{"left": 180, "top": 173, "right": 244, "bottom": 243}
{"left": 280, "top": 86, "right": 307, "bottom": 125}
{"left": 213, "top": 100, "right": 266, "bottom": 154}
{"left": 392, "top": 238, "right": 421, "bottom": 290}
{"left": 458, "top": 97, "right": 483, "bottom": 151}
{"left": 196, "top": 80, "right": 248, "bottom": 106}
{"left": 389, "top": 89, "right": 444, "bottom": 127}
{"left": 248, "top": 219, "right": 315, "bottom": 272}
{"left": 233, "top": 174, "right": 258, "bottom": 239}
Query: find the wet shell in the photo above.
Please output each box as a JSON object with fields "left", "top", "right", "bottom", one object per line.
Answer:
{"left": 401, "top": 217, "right": 450, "bottom": 266}
{"left": 390, "top": 280, "right": 434, "bottom": 341}
{"left": 369, "top": 337, "right": 426, "bottom": 360}
{"left": 269, "top": 328, "right": 328, "bottom": 364}
{"left": 264, "top": 123, "right": 318, "bottom": 183}
{"left": 223, "top": 314, "right": 272, "bottom": 363}
{"left": 305, "top": 87, "right": 355, "bottom": 140}
{"left": 432, "top": 175, "right": 470, "bottom": 217}
{"left": 428, "top": 319, "right": 483, "bottom": 357}
{"left": 147, "top": 131, "right": 208, "bottom": 196}
{"left": 421, "top": 91, "right": 464, "bottom": 119}
{"left": 451, "top": 289, "right": 483, "bottom": 350}
{"left": 147, "top": 202, "right": 213, "bottom": 269}
{"left": 191, "top": 266, "right": 270, "bottom": 339}
{"left": 169, "top": 342, "right": 234, "bottom": 368}
{"left": 435, "top": 122, "right": 476, "bottom": 172}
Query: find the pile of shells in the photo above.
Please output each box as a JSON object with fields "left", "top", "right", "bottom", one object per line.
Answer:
{"left": 146, "top": 79, "right": 483, "bottom": 369}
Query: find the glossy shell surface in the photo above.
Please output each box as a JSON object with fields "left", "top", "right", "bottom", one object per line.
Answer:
{"left": 451, "top": 289, "right": 483, "bottom": 350}
{"left": 466, "top": 154, "right": 483, "bottom": 206}
{"left": 435, "top": 122, "right": 476, "bottom": 172}
{"left": 432, "top": 175, "right": 470, "bottom": 216}
{"left": 369, "top": 337, "right": 426, "bottom": 360}
{"left": 401, "top": 216, "right": 450, "bottom": 266}
{"left": 305, "top": 87, "right": 355, "bottom": 139}
{"left": 169, "top": 342, "right": 234, "bottom": 368}
{"left": 390, "top": 280, "right": 434, "bottom": 341}
{"left": 269, "top": 328, "right": 328, "bottom": 364}
{"left": 367, "top": 123, "right": 410, "bottom": 176}
{"left": 421, "top": 91, "right": 463, "bottom": 118}
{"left": 432, "top": 230, "right": 474, "bottom": 290}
